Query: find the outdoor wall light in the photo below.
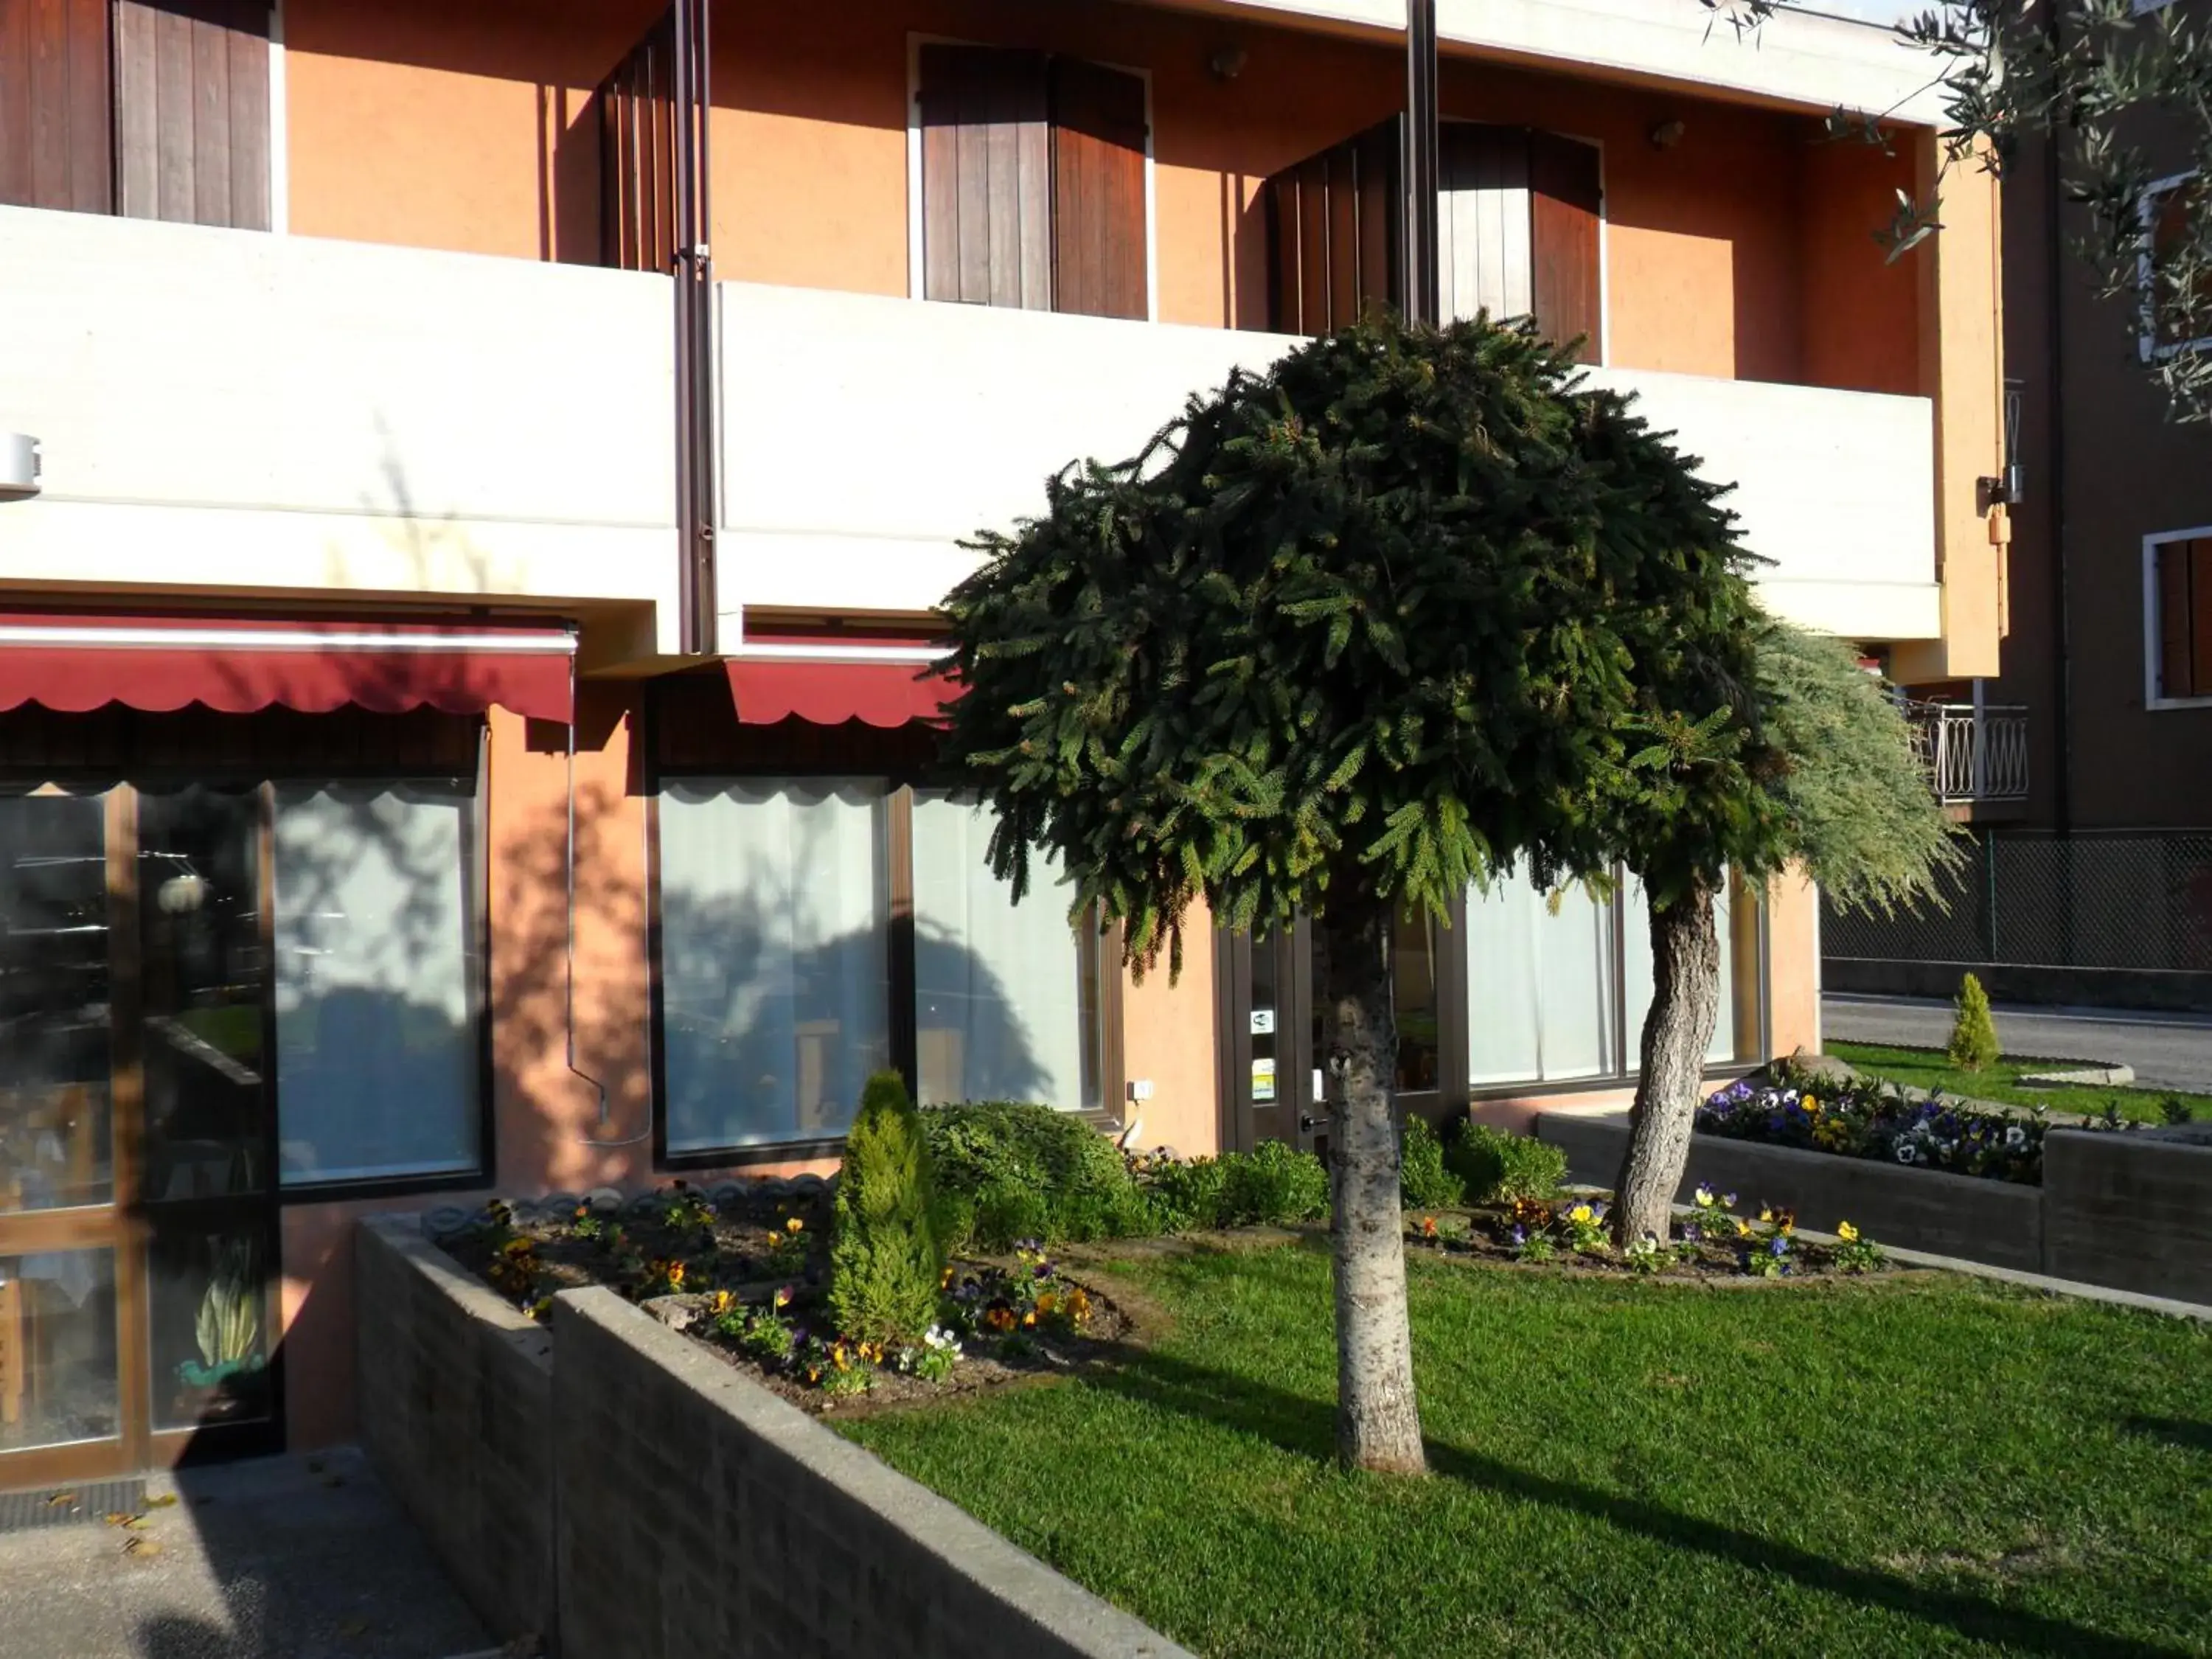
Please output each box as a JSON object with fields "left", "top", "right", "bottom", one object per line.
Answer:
{"left": 1980, "top": 378, "right": 2025, "bottom": 508}
{"left": 0, "top": 434, "right": 40, "bottom": 501}
{"left": 1649, "top": 119, "right": 1686, "bottom": 151}
{"left": 1209, "top": 44, "right": 1248, "bottom": 80}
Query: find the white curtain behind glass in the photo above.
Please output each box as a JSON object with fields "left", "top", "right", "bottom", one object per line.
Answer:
{"left": 1623, "top": 874, "right": 1737, "bottom": 1067}
{"left": 911, "top": 794, "right": 1088, "bottom": 1110}
{"left": 273, "top": 784, "right": 476, "bottom": 1184}
{"left": 1464, "top": 874, "right": 1616, "bottom": 1085}
{"left": 658, "top": 779, "right": 889, "bottom": 1151}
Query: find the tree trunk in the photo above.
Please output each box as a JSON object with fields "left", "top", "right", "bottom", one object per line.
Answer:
{"left": 1610, "top": 878, "right": 1722, "bottom": 1247}
{"left": 1313, "top": 891, "right": 1426, "bottom": 1476}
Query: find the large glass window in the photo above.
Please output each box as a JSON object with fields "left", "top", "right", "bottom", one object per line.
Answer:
{"left": 0, "top": 793, "right": 114, "bottom": 1214}
{"left": 1464, "top": 869, "right": 1761, "bottom": 1090}
{"left": 272, "top": 782, "right": 479, "bottom": 1186}
{"left": 658, "top": 779, "right": 894, "bottom": 1152}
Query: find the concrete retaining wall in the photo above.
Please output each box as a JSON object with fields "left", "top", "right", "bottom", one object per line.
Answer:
{"left": 1537, "top": 1113, "right": 2211, "bottom": 1304}
{"left": 355, "top": 1217, "right": 557, "bottom": 1648}
{"left": 2042, "top": 1128, "right": 2212, "bottom": 1304}
{"left": 1823, "top": 956, "right": 2212, "bottom": 1014}
{"left": 355, "top": 1220, "right": 1193, "bottom": 1659}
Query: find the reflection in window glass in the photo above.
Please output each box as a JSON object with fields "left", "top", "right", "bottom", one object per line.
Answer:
{"left": 273, "top": 782, "right": 479, "bottom": 1186}
{"left": 0, "top": 1247, "right": 119, "bottom": 1452}
{"left": 149, "top": 1228, "right": 271, "bottom": 1433}
{"left": 1465, "top": 875, "right": 1617, "bottom": 1085}
{"left": 0, "top": 793, "right": 114, "bottom": 1214}
{"left": 911, "top": 795, "right": 1098, "bottom": 1110}
{"left": 140, "top": 788, "right": 268, "bottom": 1201}
{"left": 658, "top": 779, "right": 891, "bottom": 1151}
{"left": 1393, "top": 908, "right": 1439, "bottom": 1093}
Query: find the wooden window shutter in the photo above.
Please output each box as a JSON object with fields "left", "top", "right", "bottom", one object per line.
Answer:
{"left": 1263, "top": 114, "right": 1401, "bottom": 336}
{"left": 113, "top": 0, "right": 271, "bottom": 230}
{"left": 1048, "top": 57, "right": 1147, "bottom": 320}
{"left": 0, "top": 0, "right": 114, "bottom": 214}
{"left": 917, "top": 44, "right": 1051, "bottom": 310}
{"left": 1529, "top": 130, "right": 1602, "bottom": 361}
{"left": 1437, "top": 122, "right": 1531, "bottom": 326}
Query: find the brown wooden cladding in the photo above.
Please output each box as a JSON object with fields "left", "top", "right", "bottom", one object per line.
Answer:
{"left": 598, "top": 8, "right": 678, "bottom": 274}
{"left": 1529, "top": 129, "right": 1603, "bottom": 362}
{"left": 2155, "top": 538, "right": 2212, "bottom": 700}
{"left": 917, "top": 44, "right": 1145, "bottom": 319}
{"left": 1265, "top": 116, "right": 1400, "bottom": 337}
{"left": 1048, "top": 55, "right": 1146, "bottom": 320}
{"left": 111, "top": 0, "right": 270, "bottom": 230}
{"left": 0, "top": 0, "right": 114, "bottom": 213}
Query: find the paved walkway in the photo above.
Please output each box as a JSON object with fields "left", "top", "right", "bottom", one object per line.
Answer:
{"left": 0, "top": 1448, "right": 492, "bottom": 1659}
{"left": 1824, "top": 994, "right": 2212, "bottom": 1094}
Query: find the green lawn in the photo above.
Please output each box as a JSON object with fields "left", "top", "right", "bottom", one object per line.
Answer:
{"left": 1828, "top": 1039, "right": 2212, "bottom": 1122}
{"left": 843, "top": 1240, "right": 2212, "bottom": 1658}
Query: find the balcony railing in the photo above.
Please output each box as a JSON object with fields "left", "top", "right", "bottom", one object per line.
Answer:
{"left": 1905, "top": 701, "right": 2029, "bottom": 805}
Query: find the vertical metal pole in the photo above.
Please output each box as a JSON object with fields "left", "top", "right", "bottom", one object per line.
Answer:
{"left": 689, "top": 0, "right": 718, "bottom": 650}
{"left": 1970, "top": 677, "right": 1989, "bottom": 802}
{"left": 1402, "top": 0, "right": 1439, "bottom": 324}
{"left": 669, "top": 0, "right": 718, "bottom": 655}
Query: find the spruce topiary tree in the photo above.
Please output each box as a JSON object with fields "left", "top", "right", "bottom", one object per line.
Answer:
{"left": 828, "top": 1071, "right": 945, "bottom": 1348}
{"left": 1948, "top": 972, "right": 2002, "bottom": 1073}
{"left": 934, "top": 310, "right": 1776, "bottom": 1472}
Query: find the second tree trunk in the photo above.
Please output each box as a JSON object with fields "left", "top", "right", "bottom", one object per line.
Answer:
{"left": 1610, "top": 879, "right": 1722, "bottom": 1247}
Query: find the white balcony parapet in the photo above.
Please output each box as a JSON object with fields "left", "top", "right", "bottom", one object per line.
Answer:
{"left": 0, "top": 206, "right": 681, "bottom": 653}
{"left": 1905, "top": 700, "right": 2031, "bottom": 805}
{"left": 717, "top": 281, "right": 1940, "bottom": 643}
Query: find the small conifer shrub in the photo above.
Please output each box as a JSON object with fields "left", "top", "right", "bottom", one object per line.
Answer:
{"left": 1946, "top": 972, "right": 2001, "bottom": 1073}
{"left": 829, "top": 1071, "right": 944, "bottom": 1347}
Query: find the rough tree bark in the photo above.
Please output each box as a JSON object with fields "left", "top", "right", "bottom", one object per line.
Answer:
{"left": 1610, "top": 877, "right": 1722, "bottom": 1246}
{"left": 1313, "top": 890, "right": 1426, "bottom": 1476}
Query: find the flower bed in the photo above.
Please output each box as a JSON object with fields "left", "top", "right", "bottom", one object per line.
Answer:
{"left": 1406, "top": 1188, "right": 1895, "bottom": 1281}
{"left": 437, "top": 1184, "right": 1127, "bottom": 1414}
{"left": 1697, "top": 1064, "right": 2058, "bottom": 1183}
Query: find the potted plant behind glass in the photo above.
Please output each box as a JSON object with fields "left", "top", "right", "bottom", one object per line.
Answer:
{"left": 173, "top": 1237, "right": 266, "bottom": 1422}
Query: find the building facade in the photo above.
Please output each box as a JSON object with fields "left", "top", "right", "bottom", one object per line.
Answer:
{"left": 0, "top": 0, "right": 2004, "bottom": 1481}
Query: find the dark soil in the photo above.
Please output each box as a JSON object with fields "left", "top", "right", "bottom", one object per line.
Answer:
{"left": 1402, "top": 1200, "right": 1902, "bottom": 1282}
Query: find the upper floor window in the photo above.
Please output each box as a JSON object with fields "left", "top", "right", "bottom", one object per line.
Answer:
{"left": 914, "top": 43, "right": 1150, "bottom": 321}
{"left": 0, "top": 0, "right": 273, "bottom": 229}
{"left": 2138, "top": 171, "right": 2212, "bottom": 361}
{"left": 2148, "top": 530, "right": 2212, "bottom": 706}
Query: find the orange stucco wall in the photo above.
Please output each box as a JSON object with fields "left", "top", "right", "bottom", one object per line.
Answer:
{"left": 285, "top": 0, "right": 1920, "bottom": 393}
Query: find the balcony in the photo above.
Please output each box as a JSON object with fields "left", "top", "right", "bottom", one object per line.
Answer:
{"left": 1905, "top": 700, "right": 2031, "bottom": 810}
{"left": 714, "top": 281, "right": 1939, "bottom": 639}
{"left": 0, "top": 205, "right": 682, "bottom": 659}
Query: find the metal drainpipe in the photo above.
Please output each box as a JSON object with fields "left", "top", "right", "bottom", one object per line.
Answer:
{"left": 1403, "top": 0, "right": 1439, "bottom": 326}
{"left": 2045, "top": 10, "right": 2073, "bottom": 835}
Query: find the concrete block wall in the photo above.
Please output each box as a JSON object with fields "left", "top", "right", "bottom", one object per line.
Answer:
{"left": 355, "top": 1217, "right": 557, "bottom": 1647}
{"left": 355, "top": 1220, "right": 1191, "bottom": 1659}
{"left": 552, "top": 1289, "right": 1190, "bottom": 1659}
{"left": 2042, "top": 1128, "right": 2212, "bottom": 1304}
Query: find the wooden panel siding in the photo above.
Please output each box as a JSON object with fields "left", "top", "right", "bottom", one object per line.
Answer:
{"left": 1530, "top": 129, "right": 1603, "bottom": 362}
{"left": 917, "top": 44, "right": 1050, "bottom": 311}
{"left": 1048, "top": 56, "right": 1146, "bottom": 321}
{"left": 0, "top": 0, "right": 114, "bottom": 213}
{"left": 1438, "top": 122, "right": 1531, "bottom": 327}
{"left": 1265, "top": 116, "right": 1399, "bottom": 337}
{"left": 112, "top": 0, "right": 271, "bottom": 230}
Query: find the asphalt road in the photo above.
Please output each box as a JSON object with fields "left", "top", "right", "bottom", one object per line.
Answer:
{"left": 1823, "top": 994, "right": 2212, "bottom": 1096}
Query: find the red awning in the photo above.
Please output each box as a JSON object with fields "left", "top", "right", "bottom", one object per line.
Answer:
{"left": 723, "top": 641, "right": 953, "bottom": 728}
{"left": 0, "top": 614, "right": 576, "bottom": 723}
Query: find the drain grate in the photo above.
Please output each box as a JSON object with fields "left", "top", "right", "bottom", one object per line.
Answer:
{"left": 0, "top": 1478, "right": 149, "bottom": 1534}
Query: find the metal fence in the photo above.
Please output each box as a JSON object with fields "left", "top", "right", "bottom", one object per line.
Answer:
{"left": 1902, "top": 701, "right": 2030, "bottom": 804}
{"left": 1822, "top": 830, "right": 2212, "bottom": 973}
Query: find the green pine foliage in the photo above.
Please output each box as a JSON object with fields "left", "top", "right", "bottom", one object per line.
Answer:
{"left": 828, "top": 1071, "right": 945, "bottom": 1347}
{"left": 1756, "top": 619, "right": 1964, "bottom": 915}
{"left": 933, "top": 310, "right": 1789, "bottom": 978}
{"left": 1947, "top": 973, "right": 2002, "bottom": 1072}
{"left": 1398, "top": 1116, "right": 1467, "bottom": 1209}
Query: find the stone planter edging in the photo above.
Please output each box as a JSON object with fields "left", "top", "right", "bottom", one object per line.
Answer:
{"left": 355, "top": 1217, "right": 1194, "bottom": 1659}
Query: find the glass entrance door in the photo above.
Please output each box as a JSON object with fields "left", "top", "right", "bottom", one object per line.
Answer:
{"left": 0, "top": 786, "right": 278, "bottom": 1489}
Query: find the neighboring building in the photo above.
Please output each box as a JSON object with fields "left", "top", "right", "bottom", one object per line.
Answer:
{"left": 0, "top": 0, "right": 2003, "bottom": 1481}
{"left": 1826, "top": 0, "right": 2212, "bottom": 1006}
